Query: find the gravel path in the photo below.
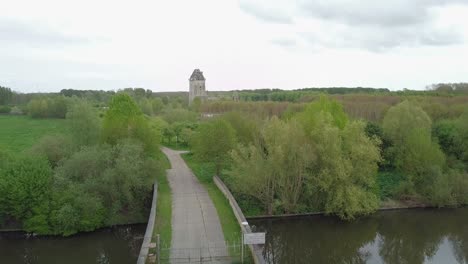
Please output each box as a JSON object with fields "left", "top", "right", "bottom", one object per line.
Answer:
{"left": 161, "top": 147, "right": 228, "bottom": 263}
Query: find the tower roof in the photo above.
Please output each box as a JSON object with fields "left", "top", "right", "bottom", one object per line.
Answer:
{"left": 189, "top": 69, "right": 205, "bottom": 81}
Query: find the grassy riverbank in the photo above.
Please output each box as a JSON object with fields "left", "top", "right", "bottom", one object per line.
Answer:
{"left": 150, "top": 152, "right": 172, "bottom": 263}
{"left": 182, "top": 153, "right": 249, "bottom": 262}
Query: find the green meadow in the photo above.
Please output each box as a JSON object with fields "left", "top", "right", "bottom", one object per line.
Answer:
{"left": 0, "top": 115, "right": 67, "bottom": 153}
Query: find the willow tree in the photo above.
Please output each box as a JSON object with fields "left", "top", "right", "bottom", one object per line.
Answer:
{"left": 228, "top": 117, "right": 315, "bottom": 215}
{"left": 66, "top": 100, "right": 101, "bottom": 147}
{"left": 191, "top": 118, "right": 236, "bottom": 175}
{"left": 382, "top": 101, "right": 446, "bottom": 199}
{"left": 305, "top": 113, "right": 381, "bottom": 220}
{"left": 102, "top": 93, "right": 158, "bottom": 153}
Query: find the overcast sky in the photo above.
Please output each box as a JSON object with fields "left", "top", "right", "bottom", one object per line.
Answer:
{"left": 2, "top": 0, "right": 468, "bottom": 93}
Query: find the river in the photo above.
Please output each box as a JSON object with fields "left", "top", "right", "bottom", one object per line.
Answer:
{"left": 250, "top": 208, "right": 468, "bottom": 264}
{"left": 0, "top": 224, "right": 145, "bottom": 264}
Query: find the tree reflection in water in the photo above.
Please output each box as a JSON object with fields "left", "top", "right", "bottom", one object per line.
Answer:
{"left": 252, "top": 208, "right": 468, "bottom": 264}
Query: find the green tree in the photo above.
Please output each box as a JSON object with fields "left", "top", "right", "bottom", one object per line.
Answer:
{"left": 228, "top": 117, "right": 314, "bottom": 214}
{"left": 295, "top": 95, "right": 348, "bottom": 132}
{"left": 66, "top": 100, "right": 101, "bottom": 147}
{"left": 28, "top": 134, "right": 73, "bottom": 167}
{"left": 190, "top": 97, "right": 202, "bottom": 112}
{"left": 139, "top": 98, "right": 154, "bottom": 116}
{"left": 53, "top": 141, "right": 160, "bottom": 234}
{"left": 151, "top": 98, "right": 164, "bottom": 114}
{"left": 102, "top": 93, "right": 158, "bottom": 153}
{"left": 382, "top": 101, "right": 447, "bottom": 201}
{"left": 0, "top": 155, "right": 53, "bottom": 233}
{"left": 222, "top": 111, "right": 259, "bottom": 145}
{"left": 192, "top": 119, "right": 236, "bottom": 175}
{"left": 306, "top": 114, "right": 381, "bottom": 220}
{"left": 0, "top": 86, "right": 13, "bottom": 105}
{"left": 383, "top": 101, "right": 432, "bottom": 146}
{"left": 455, "top": 111, "right": 468, "bottom": 164}
{"left": 161, "top": 108, "right": 197, "bottom": 124}
{"left": 433, "top": 120, "right": 463, "bottom": 160}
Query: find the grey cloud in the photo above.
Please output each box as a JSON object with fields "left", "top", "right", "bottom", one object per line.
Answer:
{"left": 241, "top": 0, "right": 468, "bottom": 50}
{"left": 0, "top": 18, "right": 90, "bottom": 46}
{"left": 239, "top": 0, "right": 293, "bottom": 24}
{"left": 298, "top": 0, "right": 468, "bottom": 27}
{"left": 300, "top": 25, "right": 463, "bottom": 51}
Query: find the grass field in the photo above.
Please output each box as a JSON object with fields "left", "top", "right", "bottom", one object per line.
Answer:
{"left": 0, "top": 115, "right": 67, "bottom": 153}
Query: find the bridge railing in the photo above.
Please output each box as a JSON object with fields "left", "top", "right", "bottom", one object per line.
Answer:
{"left": 137, "top": 181, "right": 158, "bottom": 264}
{"left": 213, "top": 175, "right": 266, "bottom": 264}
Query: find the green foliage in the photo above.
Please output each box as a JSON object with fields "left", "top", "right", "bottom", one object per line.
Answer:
{"left": 227, "top": 107, "right": 381, "bottom": 220}
{"left": 51, "top": 186, "right": 105, "bottom": 236}
{"left": 27, "top": 96, "right": 68, "bottom": 118}
{"left": 433, "top": 120, "right": 463, "bottom": 159}
{"left": 456, "top": 111, "right": 468, "bottom": 163}
{"left": 102, "top": 93, "right": 158, "bottom": 153}
{"left": 66, "top": 100, "right": 101, "bottom": 147}
{"left": 0, "top": 86, "right": 14, "bottom": 105}
{"left": 151, "top": 97, "right": 164, "bottom": 114}
{"left": 192, "top": 119, "right": 236, "bottom": 175}
{"left": 295, "top": 95, "right": 348, "bottom": 132}
{"left": 52, "top": 141, "right": 160, "bottom": 235}
{"left": 381, "top": 101, "right": 465, "bottom": 205}
{"left": 0, "top": 155, "right": 52, "bottom": 233}
{"left": 0, "top": 105, "right": 11, "bottom": 113}
{"left": 161, "top": 108, "right": 197, "bottom": 124}
{"left": 139, "top": 98, "right": 154, "bottom": 116}
{"left": 28, "top": 134, "right": 73, "bottom": 167}
{"left": 229, "top": 117, "right": 314, "bottom": 214}
{"left": 377, "top": 172, "right": 406, "bottom": 200}
{"left": 382, "top": 101, "right": 432, "bottom": 146}
{"left": 307, "top": 116, "right": 381, "bottom": 220}
{"left": 1, "top": 102, "right": 164, "bottom": 235}
{"left": 221, "top": 112, "right": 259, "bottom": 145}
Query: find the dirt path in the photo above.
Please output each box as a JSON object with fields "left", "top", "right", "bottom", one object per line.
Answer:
{"left": 161, "top": 147, "right": 228, "bottom": 263}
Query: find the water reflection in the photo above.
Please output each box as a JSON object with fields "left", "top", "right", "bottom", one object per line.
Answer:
{"left": 251, "top": 208, "right": 468, "bottom": 264}
{"left": 0, "top": 224, "right": 145, "bottom": 264}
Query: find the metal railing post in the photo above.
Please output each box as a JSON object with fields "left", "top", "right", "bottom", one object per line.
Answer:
{"left": 156, "top": 234, "right": 160, "bottom": 264}
{"left": 241, "top": 233, "right": 244, "bottom": 263}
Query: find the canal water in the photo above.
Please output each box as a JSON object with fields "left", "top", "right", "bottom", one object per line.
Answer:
{"left": 250, "top": 208, "right": 468, "bottom": 264}
{"left": 0, "top": 224, "right": 145, "bottom": 264}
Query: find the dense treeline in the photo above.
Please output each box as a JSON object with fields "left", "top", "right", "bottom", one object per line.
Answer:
{"left": 429, "top": 83, "right": 468, "bottom": 94}
{"left": 235, "top": 87, "right": 391, "bottom": 102}
{"left": 2, "top": 84, "right": 468, "bottom": 223}
{"left": 201, "top": 94, "right": 468, "bottom": 123}
{"left": 189, "top": 96, "right": 468, "bottom": 220}
{"left": 0, "top": 94, "right": 164, "bottom": 235}
{"left": 0, "top": 86, "right": 13, "bottom": 105}
{"left": 0, "top": 87, "right": 188, "bottom": 117}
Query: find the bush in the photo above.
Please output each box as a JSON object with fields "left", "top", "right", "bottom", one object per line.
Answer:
{"left": 28, "top": 134, "right": 73, "bottom": 167}
{"left": 52, "top": 140, "right": 161, "bottom": 234}
{"left": 0, "top": 155, "right": 53, "bottom": 233}
{"left": 0, "top": 105, "right": 11, "bottom": 113}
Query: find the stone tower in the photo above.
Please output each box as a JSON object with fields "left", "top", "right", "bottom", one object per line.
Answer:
{"left": 189, "top": 69, "right": 207, "bottom": 105}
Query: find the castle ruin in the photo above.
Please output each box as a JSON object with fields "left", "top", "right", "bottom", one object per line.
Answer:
{"left": 189, "top": 69, "right": 207, "bottom": 105}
